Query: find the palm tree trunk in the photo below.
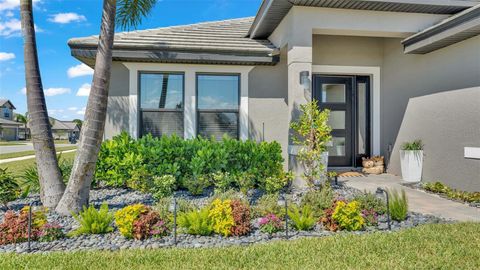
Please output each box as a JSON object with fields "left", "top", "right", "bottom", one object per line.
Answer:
{"left": 56, "top": 0, "right": 117, "bottom": 215}
{"left": 20, "top": 0, "right": 65, "bottom": 208}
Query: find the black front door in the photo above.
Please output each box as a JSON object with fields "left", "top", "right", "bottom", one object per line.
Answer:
{"left": 313, "top": 75, "right": 371, "bottom": 167}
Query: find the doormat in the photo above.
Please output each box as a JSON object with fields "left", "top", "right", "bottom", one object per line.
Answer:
{"left": 337, "top": 172, "right": 365, "bottom": 177}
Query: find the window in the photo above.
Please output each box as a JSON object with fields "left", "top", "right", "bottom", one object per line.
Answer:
{"left": 197, "top": 74, "right": 239, "bottom": 140}
{"left": 3, "top": 108, "right": 10, "bottom": 118}
{"left": 139, "top": 72, "right": 184, "bottom": 138}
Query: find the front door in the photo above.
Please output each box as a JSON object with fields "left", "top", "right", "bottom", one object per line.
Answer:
{"left": 313, "top": 75, "right": 371, "bottom": 167}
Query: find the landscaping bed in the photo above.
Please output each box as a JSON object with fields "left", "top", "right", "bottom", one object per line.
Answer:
{"left": 0, "top": 184, "right": 444, "bottom": 254}
{"left": 405, "top": 182, "right": 480, "bottom": 209}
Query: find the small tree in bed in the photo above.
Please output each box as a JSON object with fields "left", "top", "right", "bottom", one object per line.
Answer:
{"left": 290, "top": 100, "right": 332, "bottom": 187}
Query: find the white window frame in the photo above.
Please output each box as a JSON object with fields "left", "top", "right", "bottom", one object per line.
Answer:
{"left": 123, "top": 63, "right": 253, "bottom": 141}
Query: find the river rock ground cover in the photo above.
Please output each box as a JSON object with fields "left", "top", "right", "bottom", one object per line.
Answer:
{"left": 0, "top": 183, "right": 445, "bottom": 254}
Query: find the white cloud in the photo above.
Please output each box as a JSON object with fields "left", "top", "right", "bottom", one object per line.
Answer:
{"left": 0, "top": 18, "right": 21, "bottom": 36}
{"left": 5, "top": 11, "right": 13, "bottom": 17}
{"left": 76, "top": 83, "right": 91, "bottom": 96}
{"left": 0, "top": 0, "right": 40, "bottom": 11}
{"left": 44, "top": 87, "right": 71, "bottom": 96}
{"left": 48, "top": 12, "right": 86, "bottom": 24}
{"left": 68, "top": 107, "right": 78, "bottom": 111}
{"left": 20, "top": 87, "right": 26, "bottom": 94}
{"left": 67, "top": 63, "right": 93, "bottom": 78}
{"left": 0, "top": 52, "right": 14, "bottom": 61}
{"left": 76, "top": 107, "right": 86, "bottom": 115}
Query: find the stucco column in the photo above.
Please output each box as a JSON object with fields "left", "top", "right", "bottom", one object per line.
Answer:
{"left": 287, "top": 45, "right": 313, "bottom": 188}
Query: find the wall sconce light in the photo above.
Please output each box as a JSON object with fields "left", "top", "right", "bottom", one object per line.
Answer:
{"left": 299, "top": 71, "right": 310, "bottom": 90}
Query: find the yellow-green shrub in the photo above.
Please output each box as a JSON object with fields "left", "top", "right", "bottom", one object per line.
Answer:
{"left": 332, "top": 201, "right": 364, "bottom": 231}
{"left": 208, "top": 199, "right": 235, "bottom": 237}
{"left": 115, "top": 204, "right": 148, "bottom": 238}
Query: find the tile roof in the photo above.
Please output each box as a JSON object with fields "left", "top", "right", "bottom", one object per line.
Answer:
{"left": 69, "top": 17, "right": 278, "bottom": 65}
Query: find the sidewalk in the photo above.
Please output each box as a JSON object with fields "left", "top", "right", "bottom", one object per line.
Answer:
{"left": 0, "top": 149, "right": 77, "bottom": 164}
{"left": 340, "top": 174, "right": 480, "bottom": 222}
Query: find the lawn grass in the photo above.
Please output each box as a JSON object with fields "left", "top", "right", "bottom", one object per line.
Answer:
{"left": 0, "top": 150, "right": 76, "bottom": 175}
{"left": 0, "top": 141, "right": 26, "bottom": 146}
{"left": 1, "top": 223, "right": 479, "bottom": 270}
{"left": 0, "top": 146, "right": 77, "bottom": 160}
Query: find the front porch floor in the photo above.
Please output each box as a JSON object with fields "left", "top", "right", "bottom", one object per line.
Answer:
{"left": 339, "top": 174, "right": 480, "bottom": 222}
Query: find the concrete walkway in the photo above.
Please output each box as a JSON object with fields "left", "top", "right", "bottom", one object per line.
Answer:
{"left": 340, "top": 174, "right": 480, "bottom": 222}
{"left": 0, "top": 149, "right": 77, "bottom": 164}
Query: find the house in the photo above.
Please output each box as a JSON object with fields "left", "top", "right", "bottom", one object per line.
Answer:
{"left": 68, "top": 0, "right": 480, "bottom": 191}
{"left": 49, "top": 118, "right": 80, "bottom": 140}
{"left": 0, "top": 99, "right": 23, "bottom": 141}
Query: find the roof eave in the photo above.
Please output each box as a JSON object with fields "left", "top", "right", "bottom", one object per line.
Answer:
{"left": 249, "top": 0, "right": 480, "bottom": 39}
{"left": 70, "top": 47, "right": 279, "bottom": 66}
{"left": 402, "top": 4, "right": 480, "bottom": 54}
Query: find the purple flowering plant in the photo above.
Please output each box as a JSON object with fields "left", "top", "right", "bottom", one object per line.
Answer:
{"left": 150, "top": 220, "right": 169, "bottom": 237}
{"left": 259, "top": 214, "right": 283, "bottom": 234}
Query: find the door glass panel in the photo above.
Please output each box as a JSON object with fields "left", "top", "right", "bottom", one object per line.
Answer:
{"left": 328, "top": 137, "right": 346, "bottom": 157}
{"left": 357, "top": 83, "right": 367, "bottom": 154}
{"left": 321, "top": 84, "right": 346, "bottom": 103}
{"left": 328, "top": 111, "right": 346, "bottom": 130}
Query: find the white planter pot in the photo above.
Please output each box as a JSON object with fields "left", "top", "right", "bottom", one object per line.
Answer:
{"left": 400, "top": 150, "right": 423, "bottom": 182}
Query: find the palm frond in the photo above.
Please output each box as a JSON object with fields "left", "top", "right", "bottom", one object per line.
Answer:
{"left": 116, "top": 0, "right": 158, "bottom": 30}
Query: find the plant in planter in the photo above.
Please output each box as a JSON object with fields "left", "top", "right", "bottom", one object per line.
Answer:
{"left": 0, "top": 169, "right": 21, "bottom": 209}
{"left": 400, "top": 139, "right": 424, "bottom": 182}
{"left": 290, "top": 100, "right": 332, "bottom": 187}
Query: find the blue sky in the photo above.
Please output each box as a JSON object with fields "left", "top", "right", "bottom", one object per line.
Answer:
{"left": 0, "top": 0, "right": 261, "bottom": 120}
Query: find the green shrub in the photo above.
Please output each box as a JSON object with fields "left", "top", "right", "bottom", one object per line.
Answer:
{"left": 209, "top": 199, "right": 235, "bottom": 237}
{"left": 287, "top": 204, "right": 316, "bottom": 231}
{"left": 151, "top": 175, "right": 176, "bottom": 200}
{"left": 178, "top": 208, "right": 214, "bottom": 236}
{"left": 70, "top": 203, "right": 114, "bottom": 236}
{"left": 265, "top": 171, "right": 293, "bottom": 194}
{"left": 332, "top": 201, "right": 365, "bottom": 231}
{"left": 212, "top": 172, "right": 235, "bottom": 193}
{"left": 183, "top": 175, "right": 210, "bottom": 196}
{"left": 388, "top": 189, "right": 408, "bottom": 221}
{"left": 126, "top": 167, "right": 152, "bottom": 192}
{"left": 253, "top": 194, "right": 285, "bottom": 219}
{"left": 300, "top": 183, "right": 334, "bottom": 218}
{"left": 236, "top": 172, "right": 255, "bottom": 194}
{"left": 95, "top": 132, "right": 284, "bottom": 192}
{"left": 114, "top": 204, "right": 148, "bottom": 238}
{"left": 353, "top": 191, "right": 387, "bottom": 214}
{"left": 0, "top": 168, "right": 20, "bottom": 208}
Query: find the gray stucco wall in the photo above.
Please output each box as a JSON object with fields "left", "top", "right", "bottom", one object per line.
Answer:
{"left": 105, "top": 62, "right": 130, "bottom": 139}
{"left": 312, "top": 35, "right": 384, "bottom": 66}
{"left": 381, "top": 35, "right": 480, "bottom": 160}
{"left": 387, "top": 88, "right": 480, "bottom": 191}
{"left": 248, "top": 47, "right": 289, "bottom": 166}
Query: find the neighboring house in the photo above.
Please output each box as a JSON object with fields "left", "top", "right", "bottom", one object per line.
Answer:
{"left": 0, "top": 99, "right": 22, "bottom": 141}
{"left": 69, "top": 0, "right": 480, "bottom": 190}
{"left": 50, "top": 118, "right": 81, "bottom": 140}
